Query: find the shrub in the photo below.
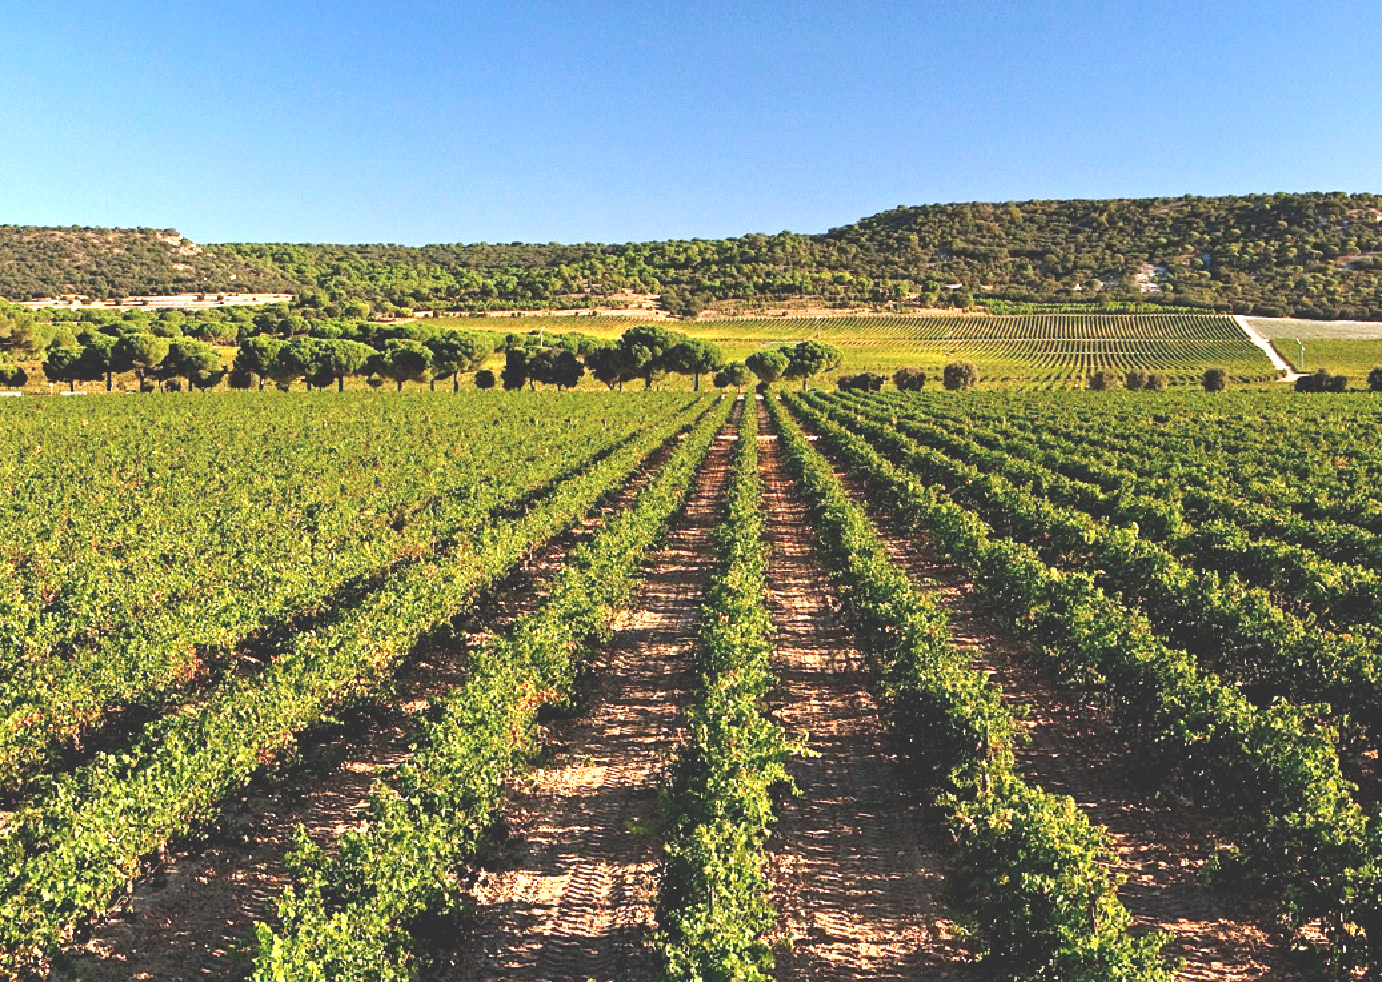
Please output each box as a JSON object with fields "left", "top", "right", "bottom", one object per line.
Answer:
{"left": 1124, "top": 371, "right": 1148, "bottom": 391}
{"left": 836, "top": 372, "right": 886, "bottom": 391}
{"left": 943, "top": 361, "right": 980, "bottom": 391}
{"left": 1296, "top": 368, "right": 1349, "bottom": 392}
{"left": 1369, "top": 367, "right": 1382, "bottom": 392}
{"left": 1089, "top": 370, "right": 1120, "bottom": 391}
{"left": 1145, "top": 373, "right": 1168, "bottom": 391}
{"left": 1202, "top": 368, "right": 1228, "bottom": 391}
{"left": 473, "top": 369, "right": 496, "bottom": 389}
{"left": 893, "top": 367, "right": 928, "bottom": 391}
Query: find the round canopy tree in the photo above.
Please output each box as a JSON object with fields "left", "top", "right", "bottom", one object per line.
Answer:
{"left": 745, "top": 348, "right": 790, "bottom": 388}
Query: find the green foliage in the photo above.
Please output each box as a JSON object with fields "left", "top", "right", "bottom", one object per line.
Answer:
{"left": 835, "top": 372, "right": 885, "bottom": 391}
{"left": 667, "top": 338, "right": 725, "bottom": 391}
{"left": 1295, "top": 367, "right": 1349, "bottom": 392}
{"left": 943, "top": 360, "right": 979, "bottom": 390}
{"left": 1202, "top": 367, "right": 1228, "bottom": 391}
{"left": 712, "top": 360, "right": 752, "bottom": 391}
{"left": 783, "top": 339, "right": 842, "bottom": 389}
{"left": 893, "top": 366, "right": 927, "bottom": 391}
{"left": 8, "top": 194, "right": 1382, "bottom": 316}
{"left": 744, "top": 348, "right": 788, "bottom": 386}
{"left": 0, "top": 362, "right": 27, "bottom": 388}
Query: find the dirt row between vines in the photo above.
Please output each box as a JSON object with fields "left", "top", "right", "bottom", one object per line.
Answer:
{"left": 444, "top": 411, "right": 740, "bottom": 982}
{"left": 755, "top": 400, "right": 977, "bottom": 982}
{"left": 795, "top": 407, "right": 1308, "bottom": 981}
{"left": 58, "top": 426, "right": 698, "bottom": 982}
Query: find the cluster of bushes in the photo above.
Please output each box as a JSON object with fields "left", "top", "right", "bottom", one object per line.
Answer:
{"left": 835, "top": 372, "right": 886, "bottom": 391}
{"left": 1088, "top": 370, "right": 1169, "bottom": 391}
{"left": 0, "top": 363, "right": 27, "bottom": 388}
{"left": 838, "top": 363, "right": 985, "bottom": 392}
{"left": 1295, "top": 368, "right": 1350, "bottom": 392}
{"left": 893, "top": 367, "right": 928, "bottom": 391}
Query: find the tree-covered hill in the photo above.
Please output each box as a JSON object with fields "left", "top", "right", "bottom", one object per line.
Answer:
{"left": 0, "top": 226, "right": 291, "bottom": 300}
{"left": 5, "top": 192, "right": 1381, "bottom": 318}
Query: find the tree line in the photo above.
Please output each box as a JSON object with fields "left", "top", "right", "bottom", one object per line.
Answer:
{"left": 0, "top": 318, "right": 851, "bottom": 395}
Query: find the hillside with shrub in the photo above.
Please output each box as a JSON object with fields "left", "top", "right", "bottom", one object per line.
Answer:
{"left": 4, "top": 192, "right": 1381, "bottom": 317}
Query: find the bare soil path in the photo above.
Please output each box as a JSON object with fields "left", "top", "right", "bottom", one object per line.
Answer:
{"left": 57, "top": 433, "right": 693, "bottom": 982}
{"left": 1235, "top": 314, "right": 1302, "bottom": 381}
{"left": 446, "top": 415, "right": 739, "bottom": 982}
{"left": 757, "top": 401, "right": 977, "bottom": 982}
{"left": 804, "top": 412, "right": 1308, "bottom": 981}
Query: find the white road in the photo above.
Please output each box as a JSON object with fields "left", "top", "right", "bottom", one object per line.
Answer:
{"left": 1234, "top": 315, "right": 1302, "bottom": 381}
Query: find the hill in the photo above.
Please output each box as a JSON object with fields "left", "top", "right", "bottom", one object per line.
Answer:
{"left": 0, "top": 226, "right": 290, "bottom": 300}
{"left": 4, "top": 192, "right": 1381, "bottom": 318}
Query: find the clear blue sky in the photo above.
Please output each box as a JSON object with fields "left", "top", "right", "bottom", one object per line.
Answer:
{"left": 2, "top": 0, "right": 1378, "bottom": 245}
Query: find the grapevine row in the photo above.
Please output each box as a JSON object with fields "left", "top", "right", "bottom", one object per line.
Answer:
{"left": 249, "top": 397, "right": 733, "bottom": 980}
{"left": 655, "top": 403, "right": 798, "bottom": 981}
{"left": 767, "top": 397, "right": 1176, "bottom": 981}
{"left": 782, "top": 391, "right": 1378, "bottom": 976}
{"left": 0, "top": 396, "right": 716, "bottom": 978}
{"left": 814, "top": 392, "right": 1382, "bottom": 734}
{"left": 0, "top": 404, "right": 679, "bottom": 792}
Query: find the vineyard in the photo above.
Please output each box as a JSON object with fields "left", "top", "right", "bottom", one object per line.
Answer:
{"left": 5, "top": 386, "right": 1382, "bottom": 981}
{"left": 446, "top": 312, "right": 1283, "bottom": 387}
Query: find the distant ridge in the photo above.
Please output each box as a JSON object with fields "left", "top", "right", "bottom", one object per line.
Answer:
{"left": 4, "top": 193, "right": 1380, "bottom": 319}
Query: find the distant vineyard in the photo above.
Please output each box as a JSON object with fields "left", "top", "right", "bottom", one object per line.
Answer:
{"left": 472, "top": 313, "right": 1282, "bottom": 386}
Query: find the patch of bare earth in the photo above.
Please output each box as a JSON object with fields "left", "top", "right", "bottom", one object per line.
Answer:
{"left": 810, "top": 429, "right": 1308, "bottom": 981}
{"left": 446, "top": 416, "right": 738, "bottom": 982}
{"left": 757, "top": 402, "right": 977, "bottom": 982}
{"left": 57, "top": 434, "right": 689, "bottom": 982}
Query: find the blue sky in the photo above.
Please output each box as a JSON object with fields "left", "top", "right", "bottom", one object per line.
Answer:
{"left": 2, "top": 0, "right": 1378, "bottom": 244}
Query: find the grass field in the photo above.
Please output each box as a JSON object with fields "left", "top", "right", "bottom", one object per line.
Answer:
{"left": 1271, "top": 338, "right": 1382, "bottom": 378}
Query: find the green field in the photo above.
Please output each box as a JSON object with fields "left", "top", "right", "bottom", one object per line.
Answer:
{"left": 1271, "top": 339, "right": 1382, "bottom": 378}
{"left": 448, "top": 312, "right": 1281, "bottom": 388}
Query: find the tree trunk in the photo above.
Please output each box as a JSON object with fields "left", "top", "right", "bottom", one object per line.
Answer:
{"left": 452, "top": 372, "right": 459, "bottom": 393}
{"left": 69, "top": 379, "right": 75, "bottom": 392}
{"left": 105, "top": 370, "right": 112, "bottom": 392}
{"left": 396, "top": 379, "right": 403, "bottom": 392}
{"left": 338, "top": 375, "right": 345, "bottom": 392}
{"left": 693, "top": 372, "right": 700, "bottom": 391}
{"left": 429, "top": 378, "right": 435, "bottom": 391}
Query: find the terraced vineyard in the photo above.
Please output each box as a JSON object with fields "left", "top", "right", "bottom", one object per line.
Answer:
{"left": 8, "top": 387, "right": 1382, "bottom": 982}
